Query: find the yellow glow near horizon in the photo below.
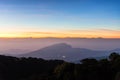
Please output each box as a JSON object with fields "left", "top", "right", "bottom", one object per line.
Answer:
{"left": 0, "top": 29, "right": 120, "bottom": 38}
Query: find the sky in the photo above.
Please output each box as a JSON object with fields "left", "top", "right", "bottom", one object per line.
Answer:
{"left": 0, "top": 0, "right": 120, "bottom": 38}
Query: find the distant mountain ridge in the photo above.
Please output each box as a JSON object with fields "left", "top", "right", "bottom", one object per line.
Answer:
{"left": 19, "top": 43, "right": 120, "bottom": 62}
{"left": 0, "top": 49, "right": 30, "bottom": 56}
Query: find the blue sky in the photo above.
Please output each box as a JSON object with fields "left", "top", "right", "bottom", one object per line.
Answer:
{"left": 0, "top": 0, "right": 120, "bottom": 38}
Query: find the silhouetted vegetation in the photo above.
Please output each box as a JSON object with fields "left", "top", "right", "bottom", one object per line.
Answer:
{"left": 0, "top": 52, "right": 120, "bottom": 80}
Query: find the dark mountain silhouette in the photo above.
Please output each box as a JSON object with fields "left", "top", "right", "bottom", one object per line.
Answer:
{"left": 19, "top": 43, "right": 120, "bottom": 62}
{"left": 0, "top": 52, "right": 120, "bottom": 80}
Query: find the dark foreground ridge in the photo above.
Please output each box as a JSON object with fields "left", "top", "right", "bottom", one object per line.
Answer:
{"left": 0, "top": 52, "right": 120, "bottom": 80}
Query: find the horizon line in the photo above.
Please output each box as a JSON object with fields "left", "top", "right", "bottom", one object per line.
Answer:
{"left": 0, "top": 37, "right": 120, "bottom": 39}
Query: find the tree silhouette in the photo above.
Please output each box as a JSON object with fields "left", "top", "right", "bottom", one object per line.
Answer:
{"left": 0, "top": 52, "right": 120, "bottom": 80}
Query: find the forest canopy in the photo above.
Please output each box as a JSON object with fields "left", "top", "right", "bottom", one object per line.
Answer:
{"left": 0, "top": 52, "right": 120, "bottom": 80}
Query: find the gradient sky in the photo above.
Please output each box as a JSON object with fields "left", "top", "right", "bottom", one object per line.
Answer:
{"left": 0, "top": 0, "right": 120, "bottom": 38}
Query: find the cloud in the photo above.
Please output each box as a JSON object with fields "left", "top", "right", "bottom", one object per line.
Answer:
{"left": 66, "top": 29, "right": 120, "bottom": 38}
{"left": 10, "top": 31, "right": 58, "bottom": 35}
{"left": 68, "top": 28, "right": 120, "bottom": 33}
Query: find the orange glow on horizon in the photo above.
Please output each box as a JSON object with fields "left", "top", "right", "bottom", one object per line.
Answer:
{"left": 0, "top": 29, "right": 120, "bottom": 39}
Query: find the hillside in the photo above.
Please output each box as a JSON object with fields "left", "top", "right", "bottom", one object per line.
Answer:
{"left": 19, "top": 43, "right": 120, "bottom": 62}
{"left": 0, "top": 52, "right": 120, "bottom": 80}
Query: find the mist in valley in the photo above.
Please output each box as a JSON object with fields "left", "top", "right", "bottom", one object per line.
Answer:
{"left": 0, "top": 38, "right": 120, "bottom": 55}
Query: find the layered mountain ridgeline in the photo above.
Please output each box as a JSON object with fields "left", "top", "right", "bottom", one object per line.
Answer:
{"left": 0, "top": 52, "right": 120, "bottom": 80}
{"left": 19, "top": 43, "right": 120, "bottom": 62}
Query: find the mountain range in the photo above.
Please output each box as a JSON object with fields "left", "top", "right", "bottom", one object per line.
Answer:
{"left": 18, "top": 43, "right": 120, "bottom": 62}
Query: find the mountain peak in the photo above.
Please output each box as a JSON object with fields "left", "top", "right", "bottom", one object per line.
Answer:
{"left": 50, "top": 43, "right": 71, "bottom": 48}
